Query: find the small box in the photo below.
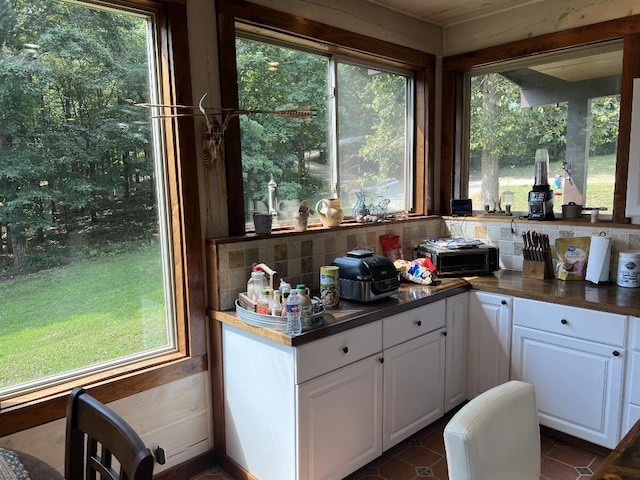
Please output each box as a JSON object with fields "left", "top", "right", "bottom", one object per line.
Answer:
{"left": 451, "top": 199, "right": 473, "bottom": 217}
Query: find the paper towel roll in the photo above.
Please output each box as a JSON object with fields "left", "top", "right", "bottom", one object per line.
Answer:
{"left": 585, "top": 234, "right": 611, "bottom": 284}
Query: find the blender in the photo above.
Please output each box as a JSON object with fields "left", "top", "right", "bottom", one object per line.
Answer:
{"left": 527, "top": 148, "right": 554, "bottom": 220}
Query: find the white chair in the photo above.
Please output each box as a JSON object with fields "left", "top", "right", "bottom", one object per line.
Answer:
{"left": 444, "top": 381, "right": 541, "bottom": 480}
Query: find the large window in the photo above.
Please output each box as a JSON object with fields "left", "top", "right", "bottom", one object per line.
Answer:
{"left": 235, "top": 32, "right": 414, "bottom": 227}
{"left": 0, "top": 0, "right": 200, "bottom": 407}
{"left": 466, "top": 43, "right": 622, "bottom": 216}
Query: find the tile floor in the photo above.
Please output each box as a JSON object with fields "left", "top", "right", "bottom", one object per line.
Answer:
{"left": 191, "top": 416, "right": 606, "bottom": 480}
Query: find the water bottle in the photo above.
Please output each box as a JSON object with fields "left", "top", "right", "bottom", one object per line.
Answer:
{"left": 286, "top": 290, "right": 302, "bottom": 336}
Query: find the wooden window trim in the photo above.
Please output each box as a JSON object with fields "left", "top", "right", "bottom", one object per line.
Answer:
{"left": 216, "top": 0, "right": 436, "bottom": 235}
{"left": 441, "top": 14, "right": 640, "bottom": 222}
{"left": 0, "top": 0, "right": 206, "bottom": 436}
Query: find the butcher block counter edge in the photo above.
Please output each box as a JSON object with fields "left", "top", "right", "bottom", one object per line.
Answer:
{"left": 210, "top": 269, "right": 640, "bottom": 347}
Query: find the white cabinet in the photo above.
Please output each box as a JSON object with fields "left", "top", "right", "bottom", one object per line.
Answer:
{"left": 624, "top": 317, "right": 640, "bottom": 434}
{"left": 221, "top": 293, "right": 469, "bottom": 480}
{"left": 296, "top": 321, "right": 384, "bottom": 479}
{"left": 383, "top": 324, "right": 445, "bottom": 451}
{"left": 382, "top": 295, "right": 472, "bottom": 450}
{"left": 298, "top": 354, "right": 383, "bottom": 480}
{"left": 445, "top": 292, "right": 469, "bottom": 412}
{"left": 467, "top": 291, "right": 512, "bottom": 398}
{"left": 512, "top": 298, "right": 626, "bottom": 448}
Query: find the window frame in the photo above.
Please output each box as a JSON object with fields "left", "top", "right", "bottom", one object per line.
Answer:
{"left": 216, "top": 0, "right": 435, "bottom": 236}
{"left": 441, "top": 17, "right": 640, "bottom": 223}
{"left": 235, "top": 31, "right": 417, "bottom": 225}
{"left": 0, "top": 0, "right": 205, "bottom": 436}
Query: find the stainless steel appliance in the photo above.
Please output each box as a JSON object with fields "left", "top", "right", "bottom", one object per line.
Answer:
{"left": 415, "top": 243, "right": 499, "bottom": 277}
{"left": 332, "top": 250, "right": 399, "bottom": 302}
{"left": 528, "top": 148, "right": 555, "bottom": 220}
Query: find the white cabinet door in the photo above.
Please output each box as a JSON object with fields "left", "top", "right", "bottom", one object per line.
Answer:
{"left": 512, "top": 325, "right": 624, "bottom": 448}
{"left": 297, "top": 354, "right": 383, "bottom": 480}
{"left": 624, "top": 317, "right": 640, "bottom": 435}
{"left": 382, "top": 328, "right": 445, "bottom": 451}
{"left": 467, "top": 291, "right": 512, "bottom": 398}
{"left": 445, "top": 292, "right": 469, "bottom": 412}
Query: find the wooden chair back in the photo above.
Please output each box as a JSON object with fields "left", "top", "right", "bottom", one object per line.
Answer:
{"left": 65, "top": 387, "right": 154, "bottom": 480}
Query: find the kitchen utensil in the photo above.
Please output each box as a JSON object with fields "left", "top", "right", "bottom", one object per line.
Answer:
{"left": 562, "top": 202, "right": 583, "bottom": 219}
{"left": 522, "top": 230, "right": 553, "bottom": 279}
{"left": 528, "top": 148, "right": 555, "bottom": 220}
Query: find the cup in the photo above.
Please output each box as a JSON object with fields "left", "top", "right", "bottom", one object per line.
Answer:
{"left": 294, "top": 212, "right": 309, "bottom": 232}
{"left": 253, "top": 213, "right": 272, "bottom": 235}
{"left": 320, "top": 266, "right": 340, "bottom": 307}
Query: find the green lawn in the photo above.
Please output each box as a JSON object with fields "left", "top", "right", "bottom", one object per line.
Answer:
{"left": 0, "top": 243, "right": 168, "bottom": 389}
{"left": 469, "top": 154, "right": 616, "bottom": 213}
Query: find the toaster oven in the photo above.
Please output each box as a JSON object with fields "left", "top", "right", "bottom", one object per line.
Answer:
{"left": 415, "top": 243, "right": 499, "bottom": 277}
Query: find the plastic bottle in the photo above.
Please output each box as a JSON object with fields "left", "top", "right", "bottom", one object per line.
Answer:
{"left": 270, "top": 289, "right": 282, "bottom": 317}
{"left": 279, "top": 280, "right": 291, "bottom": 315}
{"left": 286, "top": 290, "right": 302, "bottom": 336}
{"left": 247, "top": 266, "right": 266, "bottom": 303}
{"left": 257, "top": 288, "right": 272, "bottom": 315}
{"left": 296, "top": 284, "right": 312, "bottom": 316}
{"left": 617, "top": 251, "right": 640, "bottom": 287}
{"left": 280, "top": 279, "right": 291, "bottom": 300}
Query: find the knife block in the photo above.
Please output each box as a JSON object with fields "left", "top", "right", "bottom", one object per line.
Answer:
{"left": 522, "top": 258, "right": 554, "bottom": 279}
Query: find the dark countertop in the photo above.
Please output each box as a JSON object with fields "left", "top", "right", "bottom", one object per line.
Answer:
{"left": 468, "top": 269, "right": 640, "bottom": 317}
{"left": 211, "top": 270, "right": 640, "bottom": 346}
{"left": 592, "top": 418, "right": 640, "bottom": 479}
{"left": 212, "top": 277, "right": 469, "bottom": 346}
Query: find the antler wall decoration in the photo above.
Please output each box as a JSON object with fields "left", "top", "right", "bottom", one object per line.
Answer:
{"left": 139, "top": 93, "right": 315, "bottom": 168}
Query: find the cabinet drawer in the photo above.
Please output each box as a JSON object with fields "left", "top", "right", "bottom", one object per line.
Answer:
{"left": 296, "top": 321, "right": 382, "bottom": 384}
{"left": 383, "top": 300, "right": 446, "bottom": 349}
{"left": 513, "top": 298, "right": 626, "bottom": 346}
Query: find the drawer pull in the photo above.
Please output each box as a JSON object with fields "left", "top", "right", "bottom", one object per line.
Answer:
{"left": 501, "top": 300, "right": 507, "bottom": 305}
{"left": 379, "top": 357, "right": 384, "bottom": 364}
{"left": 342, "top": 346, "right": 349, "bottom": 354}
{"left": 561, "top": 319, "right": 568, "bottom": 325}
{"left": 416, "top": 320, "right": 422, "bottom": 327}
{"left": 613, "top": 350, "right": 620, "bottom": 357}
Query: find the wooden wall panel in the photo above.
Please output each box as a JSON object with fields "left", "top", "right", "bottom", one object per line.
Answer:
{"left": 614, "top": 33, "right": 640, "bottom": 223}
{"left": 444, "top": 0, "right": 640, "bottom": 56}
{"left": 0, "top": 373, "right": 211, "bottom": 474}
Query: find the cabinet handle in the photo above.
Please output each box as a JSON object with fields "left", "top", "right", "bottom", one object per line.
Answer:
{"left": 613, "top": 350, "right": 620, "bottom": 357}
{"left": 415, "top": 320, "right": 422, "bottom": 327}
{"left": 379, "top": 357, "right": 384, "bottom": 364}
{"left": 342, "top": 346, "right": 349, "bottom": 354}
{"left": 501, "top": 300, "right": 507, "bottom": 305}
{"left": 442, "top": 331, "right": 447, "bottom": 336}
{"left": 561, "top": 319, "right": 568, "bottom": 325}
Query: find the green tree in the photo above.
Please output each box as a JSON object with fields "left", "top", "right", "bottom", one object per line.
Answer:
{"left": 0, "top": 0, "right": 153, "bottom": 274}
{"left": 236, "top": 37, "right": 328, "bottom": 218}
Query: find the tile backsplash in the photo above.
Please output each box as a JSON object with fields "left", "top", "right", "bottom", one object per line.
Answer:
{"left": 444, "top": 217, "right": 640, "bottom": 279}
{"left": 210, "top": 218, "right": 444, "bottom": 310}
{"left": 209, "top": 216, "right": 640, "bottom": 311}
